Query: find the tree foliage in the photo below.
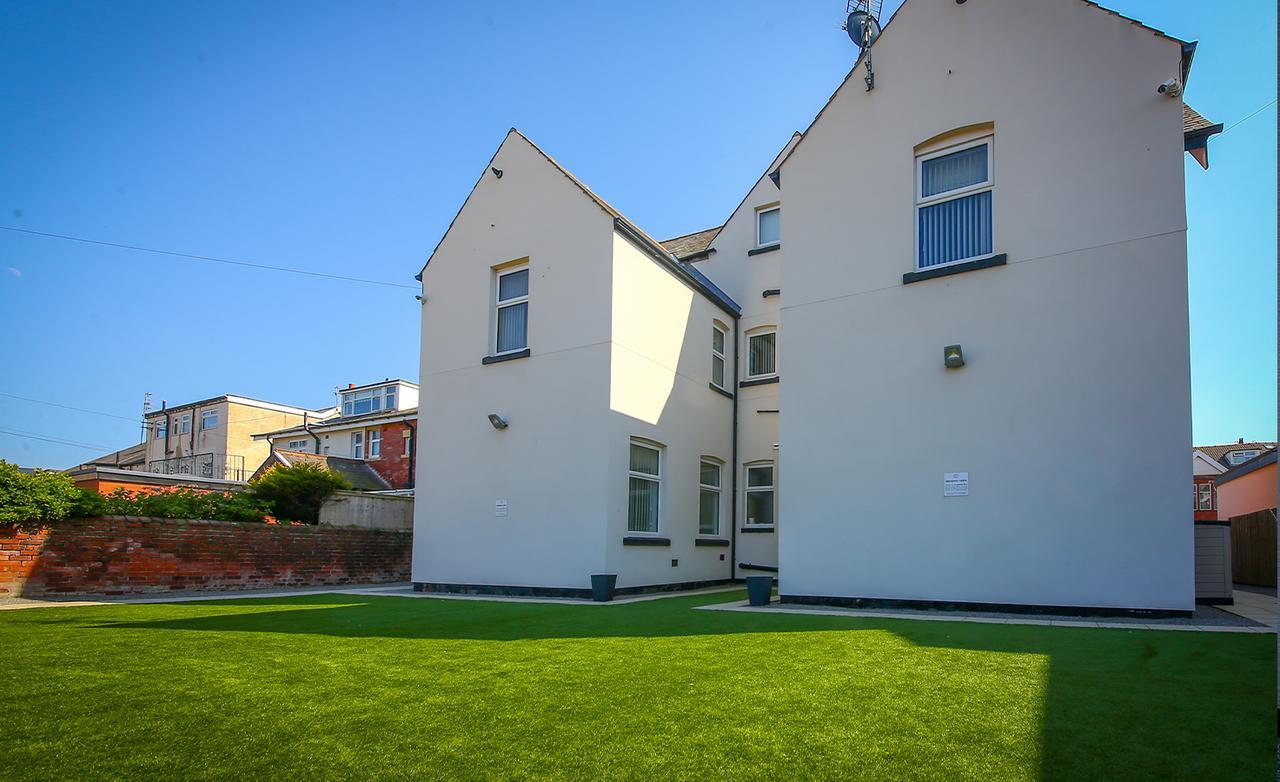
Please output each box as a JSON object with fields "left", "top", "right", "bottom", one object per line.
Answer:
{"left": 247, "top": 462, "right": 352, "bottom": 523}
{"left": 0, "top": 461, "right": 81, "bottom": 527}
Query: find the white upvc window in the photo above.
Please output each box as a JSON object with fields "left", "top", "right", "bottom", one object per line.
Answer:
{"left": 404, "top": 429, "right": 412, "bottom": 456}
{"left": 756, "top": 205, "right": 780, "bottom": 247}
{"left": 627, "top": 440, "right": 662, "bottom": 533}
{"left": 746, "top": 329, "right": 777, "bottom": 379}
{"left": 351, "top": 431, "right": 365, "bottom": 459}
{"left": 153, "top": 420, "right": 166, "bottom": 440}
{"left": 699, "top": 459, "right": 722, "bottom": 536}
{"left": 915, "top": 137, "right": 994, "bottom": 270}
{"left": 711, "top": 324, "right": 727, "bottom": 389}
{"left": 494, "top": 266, "right": 529, "bottom": 355}
{"left": 1196, "top": 482, "right": 1214, "bottom": 511}
{"left": 200, "top": 410, "right": 218, "bottom": 430}
{"left": 178, "top": 414, "right": 190, "bottom": 434}
{"left": 342, "top": 386, "right": 395, "bottom": 417}
{"left": 286, "top": 439, "right": 309, "bottom": 451}
{"left": 744, "top": 462, "right": 775, "bottom": 527}
{"left": 369, "top": 429, "right": 381, "bottom": 458}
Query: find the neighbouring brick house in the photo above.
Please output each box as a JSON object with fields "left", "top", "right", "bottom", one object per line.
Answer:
{"left": 1191, "top": 440, "right": 1278, "bottom": 521}
{"left": 253, "top": 379, "right": 418, "bottom": 491}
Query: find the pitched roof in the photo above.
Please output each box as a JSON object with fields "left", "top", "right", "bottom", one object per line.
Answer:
{"left": 260, "top": 450, "right": 392, "bottom": 491}
{"left": 661, "top": 227, "right": 720, "bottom": 259}
{"left": 1194, "top": 441, "right": 1278, "bottom": 468}
{"left": 1183, "top": 104, "right": 1218, "bottom": 134}
{"left": 420, "top": 129, "right": 740, "bottom": 317}
{"left": 774, "top": 0, "right": 1204, "bottom": 178}
{"left": 79, "top": 442, "right": 147, "bottom": 469}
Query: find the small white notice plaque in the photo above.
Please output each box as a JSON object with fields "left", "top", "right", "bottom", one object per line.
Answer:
{"left": 943, "top": 473, "right": 969, "bottom": 497}
{"left": 494, "top": 499, "right": 508, "bottom": 517}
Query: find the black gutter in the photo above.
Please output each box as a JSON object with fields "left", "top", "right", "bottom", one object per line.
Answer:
{"left": 739, "top": 562, "right": 778, "bottom": 573}
{"left": 303, "top": 412, "right": 322, "bottom": 455}
{"left": 730, "top": 322, "right": 739, "bottom": 582}
{"left": 406, "top": 419, "right": 417, "bottom": 489}
{"left": 612, "top": 218, "right": 741, "bottom": 319}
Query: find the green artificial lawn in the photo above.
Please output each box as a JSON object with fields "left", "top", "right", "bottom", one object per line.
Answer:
{"left": 0, "top": 590, "right": 1273, "bottom": 781}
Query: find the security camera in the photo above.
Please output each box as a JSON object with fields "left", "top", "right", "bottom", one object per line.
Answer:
{"left": 1157, "top": 78, "right": 1181, "bottom": 97}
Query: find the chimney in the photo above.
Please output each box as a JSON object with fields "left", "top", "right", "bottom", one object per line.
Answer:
{"left": 348, "top": 383, "right": 355, "bottom": 389}
{"left": 1238, "top": 437, "right": 1245, "bottom": 444}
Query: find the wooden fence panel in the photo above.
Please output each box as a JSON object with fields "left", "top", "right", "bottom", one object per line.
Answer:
{"left": 1229, "top": 510, "right": 1277, "bottom": 587}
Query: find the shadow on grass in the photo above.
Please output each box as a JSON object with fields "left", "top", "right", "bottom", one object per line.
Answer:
{"left": 76, "top": 591, "right": 1275, "bottom": 781}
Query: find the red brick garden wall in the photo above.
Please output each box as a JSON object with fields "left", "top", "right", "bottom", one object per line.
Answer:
{"left": 0, "top": 517, "right": 411, "bottom": 597}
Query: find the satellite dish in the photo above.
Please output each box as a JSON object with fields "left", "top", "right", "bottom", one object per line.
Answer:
{"left": 846, "top": 10, "right": 881, "bottom": 48}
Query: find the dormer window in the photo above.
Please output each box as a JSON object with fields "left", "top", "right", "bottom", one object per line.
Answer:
{"left": 1226, "top": 449, "right": 1260, "bottom": 466}
{"left": 342, "top": 385, "right": 397, "bottom": 417}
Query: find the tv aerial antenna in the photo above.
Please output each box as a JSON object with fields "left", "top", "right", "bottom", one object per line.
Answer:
{"left": 843, "top": 0, "right": 883, "bottom": 91}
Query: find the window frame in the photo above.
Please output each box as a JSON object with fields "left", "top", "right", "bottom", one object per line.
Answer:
{"left": 200, "top": 410, "right": 218, "bottom": 430}
{"left": 178, "top": 414, "right": 190, "bottom": 434}
{"left": 153, "top": 420, "right": 166, "bottom": 440}
{"left": 1196, "top": 482, "right": 1215, "bottom": 511}
{"left": 743, "top": 461, "right": 776, "bottom": 528}
{"left": 369, "top": 429, "right": 381, "bottom": 458}
{"left": 351, "top": 431, "right": 365, "bottom": 459}
{"left": 755, "top": 204, "right": 781, "bottom": 248}
{"left": 493, "top": 264, "right": 530, "bottom": 356}
{"left": 627, "top": 440, "right": 662, "bottom": 535}
{"left": 914, "top": 136, "right": 995, "bottom": 271}
{"left": 698, "top": 458, "right": 723, "bottom": 536}
{"left": 745, "top": 328, "right": 778, "bottom": 380}
{"left": 1227, "top": 450, "right": 1260, "bottom": 466}
{"left": 711, "top": 324, "right": 727, "bottom": 390}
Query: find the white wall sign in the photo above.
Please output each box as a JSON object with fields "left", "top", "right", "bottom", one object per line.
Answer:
{"left": 943, "top": 472, "right": 969, "bottom": 497}
{"left": 494, "top": 499, "right": 508, "bottom": 517}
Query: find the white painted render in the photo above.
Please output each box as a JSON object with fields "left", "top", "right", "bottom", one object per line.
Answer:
{"left": 776, "top": 0, "right": 1194, "bottom": 610}
{"left": 413, "top": 131, "right": 616, "bottom": 591}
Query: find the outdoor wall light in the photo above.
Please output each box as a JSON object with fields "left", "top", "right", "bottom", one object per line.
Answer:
{"left": 944, "top": 345, "right": 965, "bottom": 368}
{"left": 487, "top": 413, "right": 509, "bottom": 430}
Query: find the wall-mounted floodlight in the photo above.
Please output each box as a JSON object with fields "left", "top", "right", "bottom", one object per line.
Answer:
{"left": 944, "top": 345, "right": 965, "bottom": 369}
{"left": 487, "top": 413, "right": 509, "bottom": 430}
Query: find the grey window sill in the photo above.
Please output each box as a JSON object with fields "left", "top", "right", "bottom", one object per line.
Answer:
{"left": 482, "top": 348, "right": 530, "bottom": 365}
{"left": 740, "top": 526, "right": 775, "bottom": 534}
{"left": 747, "top": 243, "right": 781, "bottom": 257}
{"left": 695, "top": 538, "right": 730, "bottom": 547}
{"left": 709, "top": 383, "right": 733, "bottom": 399}
{"left": 623, "top": 536, "right": 671, "bottom": 546}
{"left": 739, "top": 376, "right": 779, "bottom": 388}
{"left": 903, "top": 254, "right": 1007, "bottom": 285}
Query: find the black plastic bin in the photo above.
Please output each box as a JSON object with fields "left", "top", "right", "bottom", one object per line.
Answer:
{"left": 745, "top": 575, "right": 773, "bottom": 606}
{"left": 591, "top": 573, "right": 618, "bottom": 602}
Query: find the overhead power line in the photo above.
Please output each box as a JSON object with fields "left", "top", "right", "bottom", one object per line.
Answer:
{"left": 1222, "top": 97, "right": 1278, "bottom": 134}
{"left": 0, "top": 392, "right": 140, "bottom": 423}
{"left": 0, "top": 426, "right": 110, "bottom": 451}
{"left": 0, "top": 225, "right": 419, "bottom": 290}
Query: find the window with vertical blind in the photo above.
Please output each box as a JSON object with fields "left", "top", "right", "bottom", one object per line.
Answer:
{"left": 628, "top": 441, "right": 661, "bottom": 533}
{"left": 747, "top": 330, "right": 777, "bottom": 379}
{"left": 495, "top": 266, "right": 529, "bottom": 354}
{"left": 711, "top": 325, "right": 726, "bottom": 389}
{"left": 699, "top": 459, "right": 722, "bottom": 535}
{"left": 916, "top": 138, "right": 993, "bottom": 270}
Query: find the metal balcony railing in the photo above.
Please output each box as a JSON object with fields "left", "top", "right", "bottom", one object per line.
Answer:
{"left": 147, "top": 453, "right": 248, "bottom": 483}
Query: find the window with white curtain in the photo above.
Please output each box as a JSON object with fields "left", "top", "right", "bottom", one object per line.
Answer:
{"left": 747, "top": 330, "right": 777, "bottom": 379}
{"left": 699, "top": 459, "right": 721, "bottom": 535}
{"left": 628, "top": 441, "right": 661, "bottom": 533}
{"left": 495, "top": 266, "right": 529, "bottom": 354}
{"left": 711, "top": 325, "right": 726, "bottom": 389}
{"left": 916, "top": 138, "right": 993, "bottom": 270}
{"left": 351, "top": 431, "right": 364, "bottom": 459}
{"left": 756, "top": 206, "right": 780, "bottom": 247}
{"left": 744, "top": 463, "right": 775, "bottom": 526}
{"left": 369, "top": 429, "right": 381, "bottom": 458}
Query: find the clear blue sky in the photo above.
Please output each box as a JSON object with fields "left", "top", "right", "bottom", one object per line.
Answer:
{"left": 0, "top": 0, "right": 1274, "bottom": 469}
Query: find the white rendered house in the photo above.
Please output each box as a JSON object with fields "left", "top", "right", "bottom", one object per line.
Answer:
{"left": 412, "top": 0, "right": 1220, "bottom": 612}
